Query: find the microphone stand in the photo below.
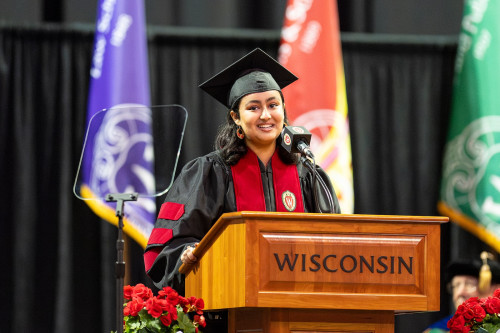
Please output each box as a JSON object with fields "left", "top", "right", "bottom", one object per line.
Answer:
{"left": 300, "top": 156, "right": 335, "bottom": 213}
{"left": 105, "top": 192, "right": 139, "bottom": 333}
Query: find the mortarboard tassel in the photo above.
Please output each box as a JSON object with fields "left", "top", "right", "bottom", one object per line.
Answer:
{"left": 479, "top": 251, "right": 493, "bottom": 294}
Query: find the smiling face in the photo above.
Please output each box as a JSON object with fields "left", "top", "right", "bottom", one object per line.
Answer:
{"left": 230, "top": 90, "right": 285, "bottom": 153}
{"left": 450, "top": 275, "right": 479, "bottom": 309}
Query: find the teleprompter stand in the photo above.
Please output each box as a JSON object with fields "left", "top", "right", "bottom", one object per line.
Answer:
{"left": 73, "top": 104, "right": 188, "bottom": 333}
{"left": 106, "top": 192, "right": 139, "bottom": 333}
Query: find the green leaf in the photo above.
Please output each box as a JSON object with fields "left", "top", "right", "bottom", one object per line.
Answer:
{"left": 138, "top": 310, "right": 152, "bottom": 322}
{"left": 169, "top": 323, "right": 181, "bottom": 333}
{"left": 478, "top": 323, "right": 500, "bottom": 333}
{"left": 143, "top": 317, "right": 163, "bottom": 332}
{"left": 176, "top": 312, "right": 196, "bottom": 333}
{"left": 490, "top": 315, "right": 500, "bottom": 325}
{"left": 125, "top": 315, "right": 145, "bottom": 333}
{"left": 138, "top": 328, "right": 153, "bottom": 333}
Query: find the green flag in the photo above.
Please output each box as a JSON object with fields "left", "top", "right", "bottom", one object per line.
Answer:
{"left": 439, "top": 0, "right": 500, "bottom": 252}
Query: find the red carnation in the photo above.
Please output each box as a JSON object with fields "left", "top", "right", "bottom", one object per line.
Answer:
{"left": 158, "top": 286, "right": 175, "bottom": 297}
{"left": 195, "top": 298, "right": 205, "bottom": 310}
{"left": 178, "top": 296, "right": 190, "bottom": 312}
{"left": 493, "top": 288, "right": 500, "bottom": 298}
{"left": 159, "top": 289, "right": 179, "bottom": 306}
{"left": 462, "top": 307, "right": 475, "bottom": 322}
{"left": 160, "top": 314, "right": 173, "bottom": 327}
{"left": 158, "top": 299, "right": 177, "bottom": 318}
{"left": 124, "top": 297, "right": 145, "bottom": 317}
{"left": 169, "top": 303, "right": 178, "bottom": 320}
{"left": 483, "top": 296, "right": 500, "bottom": 315}
{"left": 194, "top": 314, "right": 206, "bottom": 328}
{"left": 146, "top": 297, "right": 165, "bottom": 318}
{"left": 463, "top": 297, "right": 480, "bottom": 308}
{"left": 455, "top": 304, "right": 466, "bottom": 317}
{"left": 471, "top": 303, "right": 486, "bottom": 322}
{"left": 178, "top": 296, "right": 188, "bottom": 305}
{"left": 124, "top": 285, "right": 135, "bottom": 300}
{"left": 133, "top": 284, "right": 153, "bottom": 301}
{"left": 122, "top": 284, "right": 205, "bottom": 331}
{"left": 155, "top": 298, "right": 167, "bottom": 312}
{"left": 170, "top": 293, "right": 180, "bottom": 305}
{"left": 448, "top": 314, "right": 466, "bottom": 333}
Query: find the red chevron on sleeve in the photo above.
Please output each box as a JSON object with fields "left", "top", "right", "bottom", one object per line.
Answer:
{"left": 144, "top": 247, "right": 162, "bottom": 272}
{"left": 144, "top": 228, "right": 173, "bottom": 273}
{"left": 158, "top": 202, "right": 184, "bottom": 221}
{"left": 147, "top": 228, "right": 173, "bottom": 245}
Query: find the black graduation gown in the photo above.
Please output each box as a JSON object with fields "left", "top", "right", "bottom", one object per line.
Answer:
{"left": 144, "top": 150, "right": 340, "bottom": 293}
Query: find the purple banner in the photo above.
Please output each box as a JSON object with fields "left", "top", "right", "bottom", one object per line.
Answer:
{"left": 81, "top": 0, "right": 154, "bottom": 248}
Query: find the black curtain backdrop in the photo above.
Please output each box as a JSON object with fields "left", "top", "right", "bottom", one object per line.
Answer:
{"left": 0, "top": 23, "right": 491, "bottom": 333}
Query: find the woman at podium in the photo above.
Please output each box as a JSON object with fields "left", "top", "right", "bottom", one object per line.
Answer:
{"left": 144, "top": 48, "right": 340, "bottom": 295}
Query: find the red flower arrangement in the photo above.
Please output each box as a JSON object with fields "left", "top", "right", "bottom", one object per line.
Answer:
{"left": 448, "top": 288, "right": 500, "bottom": 333}
{"left": 120, "top": 284, "right": 206, "bottom": 333}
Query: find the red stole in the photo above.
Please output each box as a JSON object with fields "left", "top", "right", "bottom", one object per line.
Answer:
{"left": 231, "top": 149, "right": 304, "bottom": 212}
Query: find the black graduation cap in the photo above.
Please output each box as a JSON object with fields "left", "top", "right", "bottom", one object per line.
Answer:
{"left": 445, "top": 260, "right": 481, "bottom": 283}
{"left": 199, "top": 48, "right": 298, "bottom": 109}
{"left": 489, "top": 258, "right": 500, "bottom": 283}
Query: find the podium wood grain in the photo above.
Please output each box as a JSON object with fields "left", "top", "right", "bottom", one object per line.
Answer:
{"left": 180, "top": 212, "right": 447, "bottom": 332}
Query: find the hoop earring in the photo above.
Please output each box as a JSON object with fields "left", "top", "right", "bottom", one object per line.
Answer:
{"left": 236, "top": 126, "right": 245, "bottom": 139}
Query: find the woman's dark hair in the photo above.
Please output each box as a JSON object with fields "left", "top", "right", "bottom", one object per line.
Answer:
{"left": 215, "top": 91, "right": 299, "bottom": 165}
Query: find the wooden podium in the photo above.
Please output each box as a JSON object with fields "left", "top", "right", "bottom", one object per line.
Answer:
{"left": 179, "top": 212, "right": 448, "bottom": 333}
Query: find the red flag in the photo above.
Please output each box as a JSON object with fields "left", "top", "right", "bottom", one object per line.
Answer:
{"left": 279, "top": 0, "right": 353, "bottom": 213}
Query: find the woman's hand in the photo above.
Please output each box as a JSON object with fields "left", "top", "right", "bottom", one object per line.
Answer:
{"left": 181, "top": 243, "right": 199, "bottom": 264}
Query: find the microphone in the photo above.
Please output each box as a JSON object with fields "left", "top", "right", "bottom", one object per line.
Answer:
{"left": 281, "top": 125, "right": 315, "bottom": 159}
